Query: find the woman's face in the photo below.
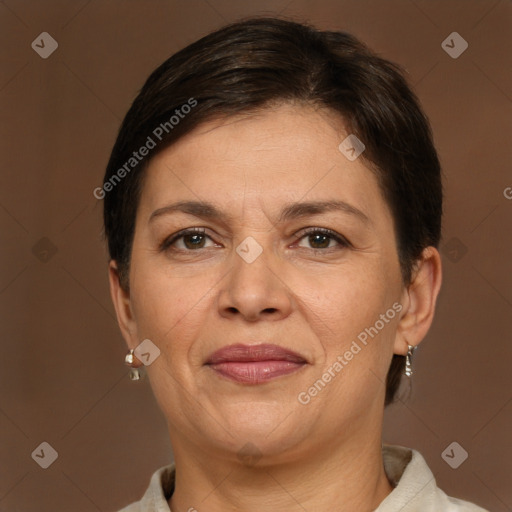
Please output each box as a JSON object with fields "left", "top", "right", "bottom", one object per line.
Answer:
{"left": 120, "top": 103, "right": 408, "bottom": 462}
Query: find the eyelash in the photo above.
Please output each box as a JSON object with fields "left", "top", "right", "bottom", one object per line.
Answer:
{"left": 159, "top": 227, "right": 351, "bottom": 253}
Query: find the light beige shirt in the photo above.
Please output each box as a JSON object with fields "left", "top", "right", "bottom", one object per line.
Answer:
{"left": 117, "top": 444, "right": 489, "bottom": 511}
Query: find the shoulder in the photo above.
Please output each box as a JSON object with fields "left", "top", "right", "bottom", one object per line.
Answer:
{"left": 435, "top": 489, "right": 490, "bottom": 512}
{"left": 378, "top": 444, "right": 489, "bottom": 512}
{"left": 115, "top": 463, "right": 176, "bottom": 512}
{"left": 116, "top": 503, "right": 140, "bottom": 512}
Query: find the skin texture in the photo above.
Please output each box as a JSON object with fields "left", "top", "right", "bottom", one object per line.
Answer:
{"left": 109, "top": 103, "right": 442, "bottom": 512}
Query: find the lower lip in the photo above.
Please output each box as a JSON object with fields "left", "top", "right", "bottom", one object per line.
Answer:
{"left": 207, "top": 361, "right": 305, "bottom": 384}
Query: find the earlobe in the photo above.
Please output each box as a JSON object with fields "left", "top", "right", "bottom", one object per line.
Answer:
{"left": 108, "top": 260, "right": 138, "bottom": 348}
{"left": 394, "top": 246, "right": 443, "bottom": 356}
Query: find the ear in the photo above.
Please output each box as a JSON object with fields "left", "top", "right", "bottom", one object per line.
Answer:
{"left": 394, "top": 246, "right": 443, "bottom": 355}
{"left": 108, "top": 260, "right": 139, "bottom": 350}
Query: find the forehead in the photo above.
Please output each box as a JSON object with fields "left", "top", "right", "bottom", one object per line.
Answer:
{"left": 162, "top": 103, "right": 349, "bottom": 165}
{"left": 137, "top": 103, "right": 390, "bottom": 227}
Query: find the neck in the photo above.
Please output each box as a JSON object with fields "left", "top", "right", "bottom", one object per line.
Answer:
{"left": 168, "top": 427, "right": 393, "bottom": 512}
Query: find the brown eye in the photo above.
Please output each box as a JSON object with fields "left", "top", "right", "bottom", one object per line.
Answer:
{"left": 296, "top": 228, "right": 350, "bottom": 250}
{"left": 181, "top": 232, "right": 207, "bottom": 249}
{"left": 160, "top": 228, "right": 213, "bottom": 251}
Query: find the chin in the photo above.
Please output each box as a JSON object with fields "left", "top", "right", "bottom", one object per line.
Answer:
{"left": 210, "top": 407, "right": 308, "bottom": 454}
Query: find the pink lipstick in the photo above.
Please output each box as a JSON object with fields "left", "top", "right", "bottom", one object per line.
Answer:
{"left": 205, "top": 344, "right": 307, "bottom": 384}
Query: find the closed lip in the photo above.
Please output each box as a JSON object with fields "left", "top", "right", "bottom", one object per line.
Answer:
{"left": 205, "top": 343, "right": 307, "bottom": 365}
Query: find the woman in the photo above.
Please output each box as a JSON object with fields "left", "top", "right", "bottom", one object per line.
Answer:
{"left": 102, "top": 17, "right": 488, "bottom": 512}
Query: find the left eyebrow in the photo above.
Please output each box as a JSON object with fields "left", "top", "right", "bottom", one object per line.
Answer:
{"left": 278, "top": 199, "right": 370, "bottom": 225}
{"left": 149, "top": 199, "right": 371, "bottom": 226}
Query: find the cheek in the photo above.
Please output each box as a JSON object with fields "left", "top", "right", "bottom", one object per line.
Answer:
{"left": 301, "top": 259, "right": 399, "bottom": 396}
{"left": 129, "top": 259, "right": 217, "bottom": 355}
{"left": 304, "top": 263, "right": 390, "bottom": 339}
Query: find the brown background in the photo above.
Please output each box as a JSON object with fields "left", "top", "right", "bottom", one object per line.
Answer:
{"left": 0, "top": 1, "right": 511, "bottom": 511}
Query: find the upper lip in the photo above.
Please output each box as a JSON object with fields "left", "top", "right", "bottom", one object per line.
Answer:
{"left": 205, "top": 344, "right": 307, "bottom": 364}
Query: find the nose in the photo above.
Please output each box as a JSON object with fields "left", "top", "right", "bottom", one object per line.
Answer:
{"left": 217, "top": 238, "right": 293, "bottom": 322}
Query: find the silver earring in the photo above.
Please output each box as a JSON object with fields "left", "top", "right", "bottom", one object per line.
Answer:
{"left": 125, "top": 349, "right": 142, "bottom": 381}
{"left": 405, "top": 345, "right": 416, "bottom": 377}
{"left": 128, "top": 368, "right": 141, "bottom": 380}
{"left": 125, "top": 349, "right": 135, "bottom": 365}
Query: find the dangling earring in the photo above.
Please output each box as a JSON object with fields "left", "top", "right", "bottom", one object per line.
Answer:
{"left": 125, "top": 349, "right": 143, "bottom": 380}
{"left": 405, "top": 344, "right": 416, "bottom": 377}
